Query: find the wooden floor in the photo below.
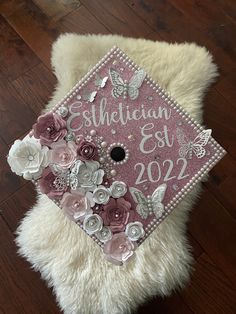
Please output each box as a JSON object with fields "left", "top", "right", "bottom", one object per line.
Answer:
{"left": 0, "top": 0, "right": 235, "bottom": 313}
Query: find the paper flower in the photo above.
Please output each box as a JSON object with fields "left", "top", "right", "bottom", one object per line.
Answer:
{"left": 110, "top": 181, "right": 127, "bottom": 198}
{"left": 60, "top": 189, "right": 94, "bottom": 221}
{"left": 102, "top": 198, "right": 132, "bottom": 233}
{"left": 93, "top": 185, "right": 111, "bottom": 204}
{"left": 125, "top": 221, "right": 145, "bottom": 241}
{"left": 38, "top": 167, "right": 67, "bottom": 200}
{"left": 96, "top": 226, "right": 112, "bottom": 243}
{"left": 103, "top": 232, "right": 137, "bottom": 265}
{"left": 83, "top": 214, "right": 103, "bottom": 235}
{"left": 76, "top": 160, "right": 104, "bottom": 191}
{"left": 77, "top": 138, "right": 97, "bottom": 160}
{"left": 33, "top": 112, "right": 67, "bottom": 146}
{"left": 7, "top": 135, "right": 49, "bottom": 180}
{"left": 49, "top": 140, "right": 77, "bottom": 169}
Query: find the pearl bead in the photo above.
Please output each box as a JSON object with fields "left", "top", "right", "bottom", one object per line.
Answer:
{"left": 99, "top": 157, "right": 105, "bottom": 163}
{"left": 90, "top": 130, "right": 96, "bottom": 136}
{"left": 110, "top": 169, "right": 117, "bottom": 176}
{"left": 101, "top": 141, "right": 107, "bottom": 148}
{"left": 28, "top": 155, "right": 34, "bottom": 161}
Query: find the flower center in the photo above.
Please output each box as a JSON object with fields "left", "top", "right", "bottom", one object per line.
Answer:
{"left": 28, "top": 155, "right": 34, "bottom": 161}
{"left": 46, "top": 124, "right": 55, "bottom": 134}
{"left": 61, "top": 152, "right": 69, "bottom": 161}
{"left": 73, "top": 201, "right": 82, "bottom": 209}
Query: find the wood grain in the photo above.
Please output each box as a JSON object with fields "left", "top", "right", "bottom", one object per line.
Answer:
{"left": 12, "top": 62, "right": 56, "bottom": 116}
{"left": 81, "top": 0, "right": 152, "bottom": 37}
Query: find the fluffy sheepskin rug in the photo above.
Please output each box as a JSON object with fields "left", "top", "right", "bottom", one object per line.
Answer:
{"left": 16, "top": 34, "right": 217, "bottom": 314}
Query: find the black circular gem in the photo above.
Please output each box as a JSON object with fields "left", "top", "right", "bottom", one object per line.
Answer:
{"left": 110, "top": 146, "right": 126, "bottom": 162}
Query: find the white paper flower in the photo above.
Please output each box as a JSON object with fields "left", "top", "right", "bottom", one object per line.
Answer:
{"left": 7, "top": 135, "right": 49, "bottom": 180}
{"left": 96, "top": 226, "right": 112, "bottom": 243}
{"left": 125, "top": 221, "right": 145, "bottom": 241}
{"left": 83, "top": 214, "right": 103, "bottom": 235}
{"left": 110, "top": 181, "right": 127, "bottom": 198}
{"left": 76, "top": 160, "right": 104, "bottom": 191}
{"left": 93, "top": 186, "right": 110, "bottom": 204}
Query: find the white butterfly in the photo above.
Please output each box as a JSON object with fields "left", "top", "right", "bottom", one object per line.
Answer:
{"left": 50, "top": 160, "right": 82, "bottom": 191}
{"left": 95, "top": 73, "right": 108, "bottom": 88}
{"left": 176, "top": 128, "right": 212, "bottom": 159}
{"left": 109, "top": 68, "right": 146, "bottom": 100}
{"left": 77, "top": 91, "right": 97, "bottom": 103}
{"left": 129, "top": 184, "right": 167, "bottom": 219}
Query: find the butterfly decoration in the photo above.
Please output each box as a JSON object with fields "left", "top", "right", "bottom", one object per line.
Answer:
{"left": 95, "top": 73, "right": 108, "bottom": 88}
{"left": 50, "top": 160, "right": 82, "bottom": 191}
{"left": 109, "top": 68, "right": 146, "bottom": 100}
{"left": 129, "top": 184, "right": 167, "bottom": 219}
{"left": 176, "top": 128, "right": 212, "bottom": 159}
{"left": 77, "top": 91, "right": 97, "bottom": 103}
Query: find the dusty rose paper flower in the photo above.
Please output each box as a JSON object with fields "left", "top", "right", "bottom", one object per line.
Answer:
{"left": 33, "top": 112, "right": 67, "bottom": 146}
{"left": 77, "top": 138, "right": 97, "bottom": 160}
{"left": 102, "top": 198, "right": 132, "bottom": 233}
{"left": 38, "top": 167, "right": 67, "bottom": 200}
{"left": 103, "top": 232, "right": 137, "bottom": 265}
{"left": 49, "top": 140, "right": 77, "bottom": 169}
{"left": 60, "top": 189, "right": 94, "bottom": 221}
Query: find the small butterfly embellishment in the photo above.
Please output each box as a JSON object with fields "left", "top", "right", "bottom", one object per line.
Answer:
{"left": 129, "top": 184, "right": 167, "bottom": 219}
{"left": 109, "top": 68, "right": 146, "bottom": 100}
{"left": 77, "top": 91, "right": 97, "bottom": 103}
{"left": 176, "top": 128, "right": 212, "bottom": 159}
{"left": 50, "top": 160, "right": 82, "bottom": 191}
{"left": 95, "top": 73, "right": 108, "bottom": 88}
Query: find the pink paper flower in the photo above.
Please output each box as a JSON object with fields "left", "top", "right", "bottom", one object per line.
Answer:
{"left": 49, "top": 140, "right": 77, "bottom": 169}
{"left": 38, "top": 167, "right": 67, "bottom": 200}
{"left": 60, "top": 189, "right": 94, "bottom": 221}
{"left": 77, "top": 138, "right": 97, "bottom": 160}
{"left": 103, "top": 232, "right": 137, "bottom": 265}
{"left": 102, "top": 198, "right": 132, "bottom": 233}
{"left": 33, "top": 112, "right": 67, "bottom": 146}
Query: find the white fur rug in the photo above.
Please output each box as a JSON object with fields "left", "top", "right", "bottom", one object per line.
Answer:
{"left": 16, "top": 34, "right": 217, "bottom": 314}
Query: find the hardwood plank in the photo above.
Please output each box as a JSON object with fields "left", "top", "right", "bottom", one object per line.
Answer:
{"left": 0, "top": 74, "right": 36, "bottom": 144}
{"left": 81, "top": 0, "right": 152, "bottom": 36}
{"left": 187, "top": 232, "right": 204, "bottom": 260}
{"left": 204, "top": 88, "right": 236, "bottom": 158}
{"left": 5, "top": 0, "right": 61, "bottom": 68}
{"left": 205, "top": 154, "right": 236, "bottom": 220}
{"left": 138, "top": 293, "right": 193, "bottom": 314}
{"left": 0, "top": 216, "right": 60, "bottom": 313}
{"left": 0, "top": 15, "right": 40, "bottom": 80}
{"left": 12, "top": 62, "right": 56, "bottom": 116}
{"left": 0, "top": 0, "right": 24, "bottom": 18}
{"left": 1, "top": 183, "right": 36, "bottom": 232}
{"left": 0, "top": 153, "right": 26, "bottom": 205}
{"left": 189, "top": 190, "right": 236, "bottom": 284}
{"left": 182, "top": 253, "right": 236, "bottom": 314}
{"left": 33, "top": 0, "right": 81, "bottom": 21}
{"left": 61, "top": 5, "right": 110, "bottom": 34}
{"left": 169, "top": 0, "right": 236, "bottom": 61}
{"left": 216, "top": 0, "right": 236, "bottom": 24}
{"left": 126, "top": 0, "right": 236, "bottom": 107}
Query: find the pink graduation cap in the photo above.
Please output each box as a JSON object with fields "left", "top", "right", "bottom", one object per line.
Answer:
{"left": 8, "top": 47, "right": 226, "bottom": 265}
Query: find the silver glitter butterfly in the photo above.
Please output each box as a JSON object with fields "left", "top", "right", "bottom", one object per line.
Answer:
{"left": 77, "top": 91, "right": 97, "bottom": 103}
{"left": 95, "top": 73, "right": 108, "bottom": 88}
{"left": 176, "top": 128, "right": 212, "bottom": 159}
{"left": 50, "top": 160, "right": 82, "bottom": 191}
{"left": 109, "top": 68, "right": 146, "bottom": 100}
{"left": 129, "top": 184, "right": 167, "bottom": 219}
